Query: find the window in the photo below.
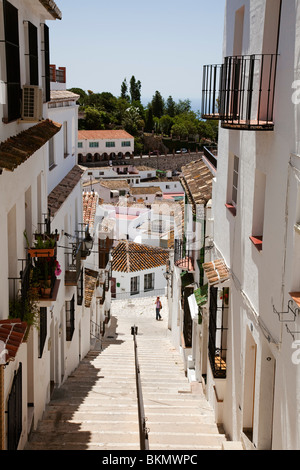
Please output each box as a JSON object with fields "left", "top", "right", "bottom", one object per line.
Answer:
{"left": 130, "top": 276, "right": 140, "bottom": 295}
{"left": 122, "top": 141, "right": 131, "bottom": 147}
{"left": 250, "top": 170, "right": 266, "bottom": 251}
{"left": 78, "top": 142, "right": 83, "bottom": 148}
{"left": 144, "top": 273, "right": 154, "bottom": 291}
{"left": 232, "top": 155, "right": 239, "bottom": 206}
{"left": 39, "top": 307, "right": 47, "bottom": 358}
{"left": 63, "top": 121, "right": 68, "bottom": 156}
{"left": 49, "top": 137, "right": 55, "bottom": 169}
{"left": 66, "top": 295, "right": 75, "bottom": 341}
{"left": 3, "top": 0, "right": 21, "bottom": 122}
{"left": 106, "top": 142, "right": 115, "bottom": 148}
{"left": 89, "top": 142, "right": 99, "bottom": 148}
{"left": 41, "top": 23, "right": 50, "bottom": 102}
{"left": 25, "top": 21, "right": 39, "bottom": 86}
{"left": 7, "top": 363, "right": 22, "bottom": 450}
{"left": 208, "top": 286, "right": 229, "bottom": 379}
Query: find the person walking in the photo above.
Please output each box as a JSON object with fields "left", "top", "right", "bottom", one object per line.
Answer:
{"left": 155, "top": 296, "right": 162, "bottom": 320}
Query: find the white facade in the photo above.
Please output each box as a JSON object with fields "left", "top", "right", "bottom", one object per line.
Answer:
{"left": 78, "top": 129, "right": 134, "bottom": 163}
{"left": 0, "top": 0, "right": 96, "bottom": 450}
{"left": 204, "top": 0, "right": 300, "bottom": 450}
{"left": 112, "top": 265, "right": 167, "bottom": 300}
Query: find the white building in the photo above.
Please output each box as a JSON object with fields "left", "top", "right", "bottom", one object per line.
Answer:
{"left": 0, "top": 0, "right": 94, "bottom": 450}
{"left": 78, "top": 129, "right": 134, "bottom": 164}
{"left": 201, "top": 0, "right": 300, "bottom": 450}
{"left": 111, "top": 241, "right": 169, "bottom": 300}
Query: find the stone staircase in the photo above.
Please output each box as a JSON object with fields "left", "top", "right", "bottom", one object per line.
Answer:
{"left": 26, "top": 296, "right": 227, "bottom": 451}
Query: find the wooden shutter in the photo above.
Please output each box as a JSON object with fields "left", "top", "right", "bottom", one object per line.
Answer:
{"left": 28, "top": 22, "right": 38, "bottom": 86}
{"left": 43, "top": 24, "right": 50, "bottom": 102}
{"left": 3, "top": 0, "right": 21, "bottom": 121}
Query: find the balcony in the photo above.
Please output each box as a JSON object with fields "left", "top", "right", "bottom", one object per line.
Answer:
{"left": 201, "top": 64, "right": 223, "bottom": 120}
{"left": 202, "top": 54, "right": 278, "bottom": 131}
{"left": 65, "top": 242, "right": 82, "bottom": 286}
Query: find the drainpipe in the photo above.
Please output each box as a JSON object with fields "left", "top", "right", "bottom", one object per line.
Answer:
{"left": 0, "top": 365, "right": 4, "bottom": 450}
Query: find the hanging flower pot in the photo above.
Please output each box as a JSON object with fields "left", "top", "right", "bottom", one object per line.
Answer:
{"left": 28, "top": 248, "right": 55, "bottom": 258}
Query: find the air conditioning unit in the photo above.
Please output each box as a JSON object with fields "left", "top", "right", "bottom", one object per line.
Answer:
{"left": 21, "top": 85, "right": 43, "bottom": 121}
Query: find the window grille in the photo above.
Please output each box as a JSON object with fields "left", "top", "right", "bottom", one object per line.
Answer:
{"left": 7, "top": 363, "right": 22, "bottom": 450}
{"left": 66, "top": 295, "right": 75, "bottom": 341}
{"left": 208, "top": 286, "right": 228, "bottom": 378}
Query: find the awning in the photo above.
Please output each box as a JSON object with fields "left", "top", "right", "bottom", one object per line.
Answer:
{"left": 0, "top": 120, "right": 62, "bottom": 172}
{"left": 175, "top": 256, "right": 194, "bottom": 272}
{"left": 203, "top": 259, "right": 229, "bottom": 285}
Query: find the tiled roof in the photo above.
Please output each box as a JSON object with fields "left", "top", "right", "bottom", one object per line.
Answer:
{"left": 83, "top": 191, "right": 98, "bottom": 229}
{"left": 180, "top": 158, "right": 213, "bottom": 210}
{"left": 112, "top": 241, "right": 169, "bottom": 273}
{"left": 39, "top": 0, "right": 62, "bottom": 19}
{"left": 0, "top": 319, "right": 28, "bottom": 363}
{"left": 203, "top": 259, "right": 229, "bottom": 285}
{"left": 100, "top": 180, "right": 130, "bottom": 190}
{"left": 78, "top": 130, "right": 134, "bottom": 141}
{"left": 0, "top": 120, "right": 62, "bottom": 172}
{"left": 48, "top": 165, "right": 85, "bottom": 216}
{"left": 85, "top": 269, "right": 98, "bottom": 308}
{"left": 130, "top": 186, "right": 161, "bottom": 195}
{"left": 50, "top": 90, "right": 80, "bottom": 102}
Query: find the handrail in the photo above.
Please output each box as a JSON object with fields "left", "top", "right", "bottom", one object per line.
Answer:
{"left": 131, "top": 325, "right": 149, "bottom": 450}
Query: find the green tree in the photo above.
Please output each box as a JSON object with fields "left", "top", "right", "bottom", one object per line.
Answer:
{"left": 84, "top": 107, "right": 106, "bottom": 130}
{"left": 68, "top": 87, "right": 87, "bottom": 107}
{"left": 130, "top": 76, "right": 141, "bottom": 103}
{"left": 175, "top": 99, "right": 191, "bottom": 115}
{"left": 120, "top": 78, "right": 130, "bottom": 102}
{"left": 166, "top": 96, "right": 176, "bottom": 117}
{"left": 144, "top": 107, "right": 154, "bottom": 132}
{"left": 151, "top": 91, "right": 164, "bottom": 118}
{"left": 160, "top": 114, "right": 174, "bottom": 135}
{"left": 171, "top": 122, "right": 188, "bottom": 139}
{"left": 122, "top": 106, "right": 144, "bottom": 136}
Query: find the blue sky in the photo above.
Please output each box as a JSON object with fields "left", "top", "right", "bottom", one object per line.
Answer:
{"left": 49, "top": 0, "right": 225, "bottom": 110}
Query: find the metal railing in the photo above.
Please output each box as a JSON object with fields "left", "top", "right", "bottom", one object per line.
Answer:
{"left": 202, "top": 53, "right": 278, "bottom": 130}
{"left": 201, "top": 63, "right": 223, "bottom": 119}
{"left": 131, "top": 326, "right": 149, "bottom": 450}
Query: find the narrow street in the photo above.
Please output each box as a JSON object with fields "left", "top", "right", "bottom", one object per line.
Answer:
{"left": 26, "top": 296, "right": 227, "bottom": 451}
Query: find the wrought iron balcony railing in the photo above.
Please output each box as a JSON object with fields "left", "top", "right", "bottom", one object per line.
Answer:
{"left": 201, "top": 64, "right": 223, "bottom": 120}
{"left": 202, "top": 53, "right": 278, "bottom": 131}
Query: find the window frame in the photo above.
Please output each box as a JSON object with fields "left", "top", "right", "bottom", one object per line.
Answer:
{"left": 144, "top": 272, "right": 154, "bottom": 291}
{"left": 130, "top": 276, "right": 140, "bottom": 295}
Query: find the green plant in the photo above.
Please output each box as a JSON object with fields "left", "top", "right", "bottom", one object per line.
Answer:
{"left": 34, "top": 235, "right": 56, "bottom": 249}
{"left": 9, "top": 283, "right": 40, "bottom": 330}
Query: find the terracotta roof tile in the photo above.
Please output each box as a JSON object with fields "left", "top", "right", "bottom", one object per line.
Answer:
{"left": 203, "top": 259, "right": 229, "bottom": 285}
{"left": 0, "top": 120, "right": 62, "bottom": 172}
{"left": 100, "top": 180, "right": 130, "bottom": 190}
{"left": 48, "top": 165, "right": 84, "bottom": 216}
{"left": 130, "top": 186, "right": 161, "bottom": 195}
{"left": 112, "top": 241, "right": 169, "bottom": 273}
{"left": 83, "top": 191, "right": 98, "bottom": 229}
{"left": 50, "top": 90, "right": 80, "bottom": 102}
{"left": 39, "top": 0, "right": 62, "bottom": 19}
{"left": 0, "top": 319, "right": 28, "bottom": 363}
{"left": 78, "top": 130, "right": 134, "bottom": 141}
{"left": 84, "top": 269, "right": 98, "bottom": 308}
{"left": 180, "top": 158, "right": 213, "bottom": 210}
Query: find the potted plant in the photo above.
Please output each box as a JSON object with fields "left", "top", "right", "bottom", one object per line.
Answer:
{"left": 28, "top": 235, "right": 56, "bottom": 258}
